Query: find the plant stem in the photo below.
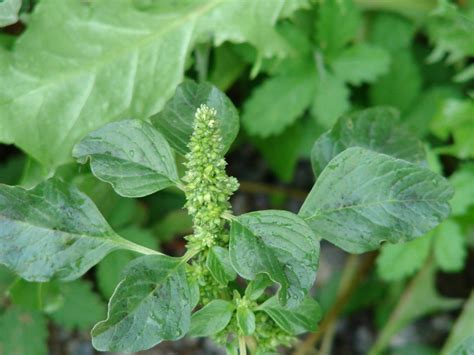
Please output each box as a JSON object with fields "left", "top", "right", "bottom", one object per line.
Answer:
{"left": 294, "top": 253, "right": 376, "bottom": 355}
{"left": 238, "top": 181, "right": 308, "bottom": 201}
{"left": 239, "top": 336, "right": 247, "bottom": 355}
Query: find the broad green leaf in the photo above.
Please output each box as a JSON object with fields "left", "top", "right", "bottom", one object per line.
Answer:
{"left": 229, "top": 210, "right": 319, "bottom": 308}
{"left": 377, "top": 235, "right": 432, "bottom": 281}
{"left": 311, "top": 107, "right": 426, "bottom": 176}
{"left": 300, "top": 147, "right": 453, "bottom": 253}
{"left": 97, "top": 227, "right": 157, "bottom": 299}
{"left": 242, "top": 63, "right": 316, "bottom": 137}
{"left": 316, "top": 0, "right": 361, "bottom": 59}
{"left": 0, "top": 307, "right": 48, "bottom": 355}
{"left": 92, "top": 255, "right": 192, "bottom": 352}
{"left": 152, "top": 80, "right": 239, "bottom": 155}
{"left": 369, "top": 13, "right": 415, "bottom": 52}
{"left": 447, "top": 336, "right": 474, "bottom": 355}
{"left": 189, "top": 300, "right": 234, "bottom": 337}
{"left": 332, "top": 43, "right": 390, "bottom": 85}
{"left": 237, "top": 307, "right": 256, "bottom": 335}
{"left": 370, "top": 52, "right": 421, "bottom": 112}
{"left": 441, "top": 292, "right": 474, "bottom": 355}
{"left": 0, "top": 178, "right": 157, "bottom": 282}
{"left": 0, "top": 0, "right": 21, "bottom": 27}
{"left": 9, "top": 280, "right": 63, "bottom": 313}
{"left": 73, "top": 119, "right": 179, "bottom": 198}
{"left": 1, "top": 0, "right": 292, "bottom": 168}
{"left": 206, "top": 246, "right": 237, "bottom": 285}
{"left": 433, "top": 220, "right": 466, "bottom": 273}
{"left": 311, "top": 71, "right": 350, "bottom": 128}
{"left": 258, "top": 296, "right": 322, "bottom": 334}
{"left": 50, "top": 280, "right": 106, "bottom": 331}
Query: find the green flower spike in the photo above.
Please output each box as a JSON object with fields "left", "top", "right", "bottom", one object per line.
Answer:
{"left": 183, "top": 104, "right": 239, "bottom": 250}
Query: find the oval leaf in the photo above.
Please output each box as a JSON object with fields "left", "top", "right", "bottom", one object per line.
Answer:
{"left": 0, "top": 179, "right": 152, "bottom": 282}
{"left": 151, "top": 80, "right": 239, "bottom": 155}
{"left": 258, "top": 296, "right": 322, "bottom": 335}
{"left": 229, "top": 210, "right": 319, "bottom": 308}
{"left": 300, "top": 147, "right": 453, "bottom": 253}
{"left": 311, "top": 107, "right": 426, "bottom": 176}
{"left": 189, "top": 300, "right": 234, "bottom": 337}
{"left": 73, "top": 119, "right": 179, "bottom": 198}
{"left": 92, "top": 255, "right": 191, "bottom": 352}
{"left": 206, "top": 246, "right": 237, "bottom": 285}
{"left": 237, "top": 307, "right": 256, "bottom": 336}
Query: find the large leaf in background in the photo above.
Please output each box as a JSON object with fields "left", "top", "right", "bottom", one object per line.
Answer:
{"left": 449, "top": 163, "right": 474, "bottom": 216}
{"left": 50, "top": 280, "right": 106, "bottom": 331}
{"left": 300, "top": 147, "right": 453, "bottom": 253}
{"left": 0, "top": 307, "right": 48, "bottom": 355}
{"left": 151, "top": 80, "right": 239, "bottom": 155}
{"left": 242, "top": 63, "right": 316, "bottom": 137}
{"left": 0, "top": 0, "right": 295, "bottom": 168}
{"left": 0, "top": 0, "right": 21, "bottom": 27}
{"left": 92, "top": 255, "right": 192, "bottom": 352}
{"left": 311, "top": 107, "right": 426, "bottom": 176}
{"left": 331, "top": 43, "right": 391, "bottom": 85}
{"left": 73, "top": 119, "right": 179, "bottom": 197}
{"left": 258, "top": 296, "right": 322, "bottom": 334}
{"left": 0, "top": 178, "right": 157, "bottom": 282}
{"left": 229, "top": 210, "right": 319, "bottom": 308}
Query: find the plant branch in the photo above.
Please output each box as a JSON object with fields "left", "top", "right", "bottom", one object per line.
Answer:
{"left": 238, "top": 181, "right": 308, "bottom": 201}
{"left": 239, "top": 336, "right": 247, "bottom": 355}
{"left": 294, "top": 252, "right": 377, "bottom": 355}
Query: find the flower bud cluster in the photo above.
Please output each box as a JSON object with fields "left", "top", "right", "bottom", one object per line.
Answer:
{"left": 183, "top": 104, "right": 239, "bottom": 250}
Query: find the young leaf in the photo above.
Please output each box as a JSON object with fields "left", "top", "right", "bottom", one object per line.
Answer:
{"left": 242, "top": 64, "right": 316, "bottom": 137}
{"left": 152, "top": 80, "right": 239, "bottom": 156}
{"left": 237, "top": 307, "right": 256, "bottom": 335}
{"left": 331, "top": 43, "right": 391, "bottom": 85}
{"left": 206, "top": 246, "right": 237, "bottom": 285}
{"left": 0, "top": 178, "right": 157, "bottom": 282}
{"left": 449, "top": 164, "right": 474, "bottom": 216}
{"left": 229, "top": 210, "right": 319, "bottom": 308}
{"left": 258, "top": 296, "right": 322, "bottom": 334}
{"left": 245, "top": 274, "right": 273, "bottom": 301}
{"left": 311, "top": 107, "right": 426, "bottom": 176}
{"left": 189, "top": 300, "right": 235, "bottom": 337}
{"left": 73, "top": 119, "right": 179, "bottom": 198}
{"left": 433, "top": 220, "right": 466, "bottom": 273}
{"left": 92, "top": 255, "right": 192, "bottom": 352}
{"left": 50, "top": 280, "right": 106, "bottom": 331}
{"left": 300, "top": 147, "right": 453, "bottom": 253}
{"left": 0, "top": 307, "right": 48, "bottom": 355}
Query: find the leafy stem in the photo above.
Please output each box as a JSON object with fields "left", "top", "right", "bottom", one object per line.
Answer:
{"left": 239, "top": 336, "right": 247, "bottom": 355}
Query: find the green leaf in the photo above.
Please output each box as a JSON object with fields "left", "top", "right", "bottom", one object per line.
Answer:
{"left": 369, "top": 52, "right": 421, "bottom": 112}
{"left": 73, "top": 119, "right": 179, "bottom": 198}
{"left": 97, "top": 227, "right": 157, "bottom": 299}
{"left": 311, "top": 107, "right": 426, "bottom": 176}
{"left": 92, "top": 255, "right": 192, "bottom": 352}
{"left": 229, "top": 210, "right": 319, "bottom": 308}
{"left": 433, "top": 220, "right": 466, "bottom": 273}
{"left": 9, "top": 280, "right": 63, "bottom": 313}
{"left": 377, "top": 235, "right": 432, "bottom": 281}
{"left": 311, "top": 72, "right": 350, "bottom": 128}
{"left": 449, "top": 164, "right": 474, "bottom": 216}
{"left": 189, "top": 300, "right": 234, "bottom": 337}
{"left": 0, "top": 178, "right": 157, "bottom": 282}
{"left": 369, "top": 13, "right": 415, "bottom": 52}
{"left": 316, "top": 0, "right": 361, "bottom": 59}
{"left": 50, "top": 280, "right": 106, "bottom": 331}
{"left": 242, "top": 63, "right": 316, "bottom": 137}
{"left": 152, "top": 80, "right": 239, "bottom": 156}
{"left": 447, "top": 336, "right": 474, "bottom": 355}
{"left": 0, "top": 0, "right": 21, "bottom": 27}
{"left": 258, "top": 296, "right": 322, "bottom": 334}
{"left": 237, "top": 307, "right": 256, "bottom": 335}
{"left": 245, "top": 274, "right": 273, "bottom": 301}
{"left": 441, "top": 292, "right": 474, "bottom": 355}
{"left": 206, "top": 246, "right": 237, "bottom": 285}
{"left": 0, "top": 307, "right": 48, "bottom": 355}
{"left": 300, "top": 147, "right": 453, "bottom": 253}
{"left": 332, "top": 43, "right": 390, "bottom": 85}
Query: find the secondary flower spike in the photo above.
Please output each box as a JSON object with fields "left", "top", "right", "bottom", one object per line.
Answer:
{"left": 183, "top": 104, "right": 239, "bottom": 249}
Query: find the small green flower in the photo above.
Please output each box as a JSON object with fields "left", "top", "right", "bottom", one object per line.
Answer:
{"left": 183, "top": 104, "right": 239, "bottom": 251}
